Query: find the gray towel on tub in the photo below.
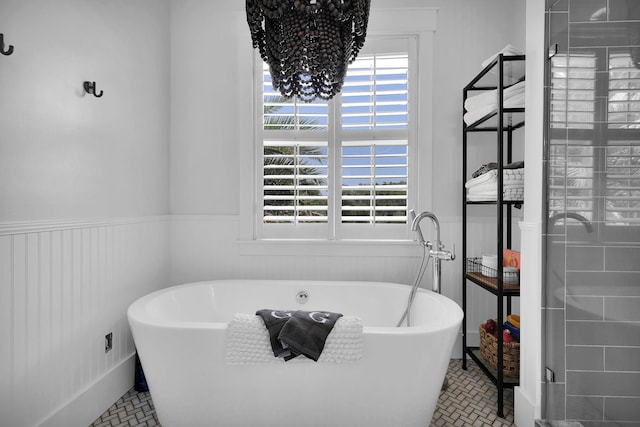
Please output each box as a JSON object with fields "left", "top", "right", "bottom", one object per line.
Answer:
{"left": 255, "top": 309, "right": 296, "bottom": 360}
{"left": 278, "top": 310, "right": 343, "bottom": 362}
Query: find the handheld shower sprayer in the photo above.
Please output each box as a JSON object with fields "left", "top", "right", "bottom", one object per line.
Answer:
{"left": 409, "top": 209, "right": 426, "bottom": 246}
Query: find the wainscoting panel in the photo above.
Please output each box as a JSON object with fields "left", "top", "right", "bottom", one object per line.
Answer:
{"left": 0, "top": 217, "right": 170, "bottom": 427}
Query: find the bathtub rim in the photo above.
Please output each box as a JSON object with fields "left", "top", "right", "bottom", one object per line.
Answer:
{"left": 127, "top": 279, "right": 463, "bottom": 335}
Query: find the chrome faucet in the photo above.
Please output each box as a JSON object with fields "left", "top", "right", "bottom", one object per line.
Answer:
{"left": 410, "top": 210, "right": 456, "bottom": 293}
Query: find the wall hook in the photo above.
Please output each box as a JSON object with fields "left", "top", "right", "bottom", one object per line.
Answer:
{"left": 1, "top": 33, "right": 14, "bottom": 56}
{"left": 83, "top": 81, "right": 103, "bottom": 98}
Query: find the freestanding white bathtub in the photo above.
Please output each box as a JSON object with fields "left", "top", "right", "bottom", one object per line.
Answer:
{"left": 127, "top": 279, "right": 463, "bottom": 427}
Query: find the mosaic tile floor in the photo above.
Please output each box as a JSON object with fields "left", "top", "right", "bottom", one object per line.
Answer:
{"left": 90, "top": 359, "right": 514, "bottom": 427}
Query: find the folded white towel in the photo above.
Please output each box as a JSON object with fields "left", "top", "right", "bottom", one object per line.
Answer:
{"left": 466, "top": 168, "right": 524, "bottom": 189}
{"left": 503, "top": 168, "right": 524, "bottom": 177}
{"left": 468, "top": 183, "right": 497, "bottom": 195}
{"left": 467, "top": 193, "right": 497, "bottom": 202}
{"left": 226, "top": 313, "right": 364, "bottom": 365}
{"left": 467, "top": 190, "right": 524, "bottom": 202}
{"left": 464, "top": 105, "right": 497, "bottom": 126}
{"left": 463, "top": 96, "right": 525, "bottom": 126}
{"left": 504, "top": 182, "right": 523, "bottom": 188}
{"left": 464, "top": 81, "right": 525, "bottom": 112}
{"left": 464, "top": 81, "right": 525, "bottom": 126}
{"left": 504, "top": 91, "right": 525, "bottom": 109}
{"left": 481, "top": 44, "right": 524, "bottom": 69}
{"left": 504, "top": 187, "right": 524, "bottom": 201}
{"left": 465, "top": 169, "right": 497, "bottom": 188}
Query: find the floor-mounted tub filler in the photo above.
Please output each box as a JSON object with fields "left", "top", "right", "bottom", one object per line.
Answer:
{"left": 128, "top": 279, "right": 463, "bottom": 427}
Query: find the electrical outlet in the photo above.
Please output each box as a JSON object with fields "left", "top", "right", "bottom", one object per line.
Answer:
{"left": 105, "top": 332, "right": 113, "bottom": 353}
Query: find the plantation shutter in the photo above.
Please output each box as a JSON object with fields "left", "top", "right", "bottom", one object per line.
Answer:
{"left": 341, "top": 54, "right": 409, "bottom": 224}
{"left": 262, "top": 66, "right": 329, "bottom": 225}
{"left": 260, "top": 38, "right": 413, "bottom": 238}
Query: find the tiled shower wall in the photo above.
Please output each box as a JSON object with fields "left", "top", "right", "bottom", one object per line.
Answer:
{"left": 544, "top": 0, "right": 640, "bottom": 425}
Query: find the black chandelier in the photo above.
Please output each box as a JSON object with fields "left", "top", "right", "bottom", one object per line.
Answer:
{"left": 246, "top": 0, "right": 371, "bottom": 102}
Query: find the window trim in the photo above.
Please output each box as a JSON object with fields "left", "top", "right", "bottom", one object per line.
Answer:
{"left": 238, "top": 7, "right": 437, "bottom": 251}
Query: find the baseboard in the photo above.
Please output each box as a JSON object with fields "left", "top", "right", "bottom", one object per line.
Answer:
{"left": 39, "top": 354, "right": 135, "bottom": 427}
{"left": 515, "top": 386, "right": 536, "bottom": 427}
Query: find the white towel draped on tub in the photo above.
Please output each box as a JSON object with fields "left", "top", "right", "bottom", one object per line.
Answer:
{"left": 226, "top": 313, "right": 364, "bottom": 365}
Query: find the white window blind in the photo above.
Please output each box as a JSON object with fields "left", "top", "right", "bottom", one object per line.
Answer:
{"left": 341, "top": 54, "right": 409, "bottom": 225}
{"left": 341, "top": 55, "right": 409, "bottom": 130}
{"left": 263, "top": 141, "right": 329, "bottom": 223}
{"left": 260, "top": 44, "right": 411, "bottom": 237}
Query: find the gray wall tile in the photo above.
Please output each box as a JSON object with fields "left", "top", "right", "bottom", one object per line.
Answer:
{"left": 600, "top": 225, "right": 640, "bottom": 244}
{"left": 567, "top": 296, "right": 603, "bottom": 320}
{"left": 566, "top": 321, "right": 640, "bottom": 346}
{"left": 604, "top": 397, "right": 640, "bottom": 422}
{"left": 570, "top": 22, "right": 640, "bottom": 47}
{"left": 567, "top": 271, "right": 640, "bottom": 296}
{"left": 569, "top": 0, "right": 607, "bottom": 22}
{"left": 547, "top": 308, "right": 567, "bottom": 382}
{"left": 604, "top": 297, "right": 640, "bottom": 321}
{"left": 579, "top": 421, "right": 639, "bottom": 427}
{"left": 546, "top": 382, "right": 566, "bottom": 420}
{"left": 548, "top": 0, "right": 568, "bottom": 12}
{"left": 550, "top": 12, "right": 570, "bottom": 53}
{"left": 567, "top": 246, "right": 605, "bottom": 271}
{"left": 567, "top": 371, "right": 640, "bottom": 396}
{"left": 609, "top": 0, "right": 640, "bottom": 21}
{"left": 567, "top": 395, "right": 604, "bottom": 420}
{"left": 605, "top": 247, "right": 640, "bottom": 272}
{"left": 566, "top": 345, "right": 604, "bottom": 370}
{"left": 605, "top": 347, "right": 640, "bottom": 371}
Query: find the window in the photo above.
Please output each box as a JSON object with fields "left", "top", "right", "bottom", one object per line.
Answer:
{"left": 257, "top": 37, "right": 416, "bottom": 240}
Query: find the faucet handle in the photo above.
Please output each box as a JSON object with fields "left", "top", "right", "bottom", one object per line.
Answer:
{"left": 431, "top": 243, "right": 455, "bottom": 261}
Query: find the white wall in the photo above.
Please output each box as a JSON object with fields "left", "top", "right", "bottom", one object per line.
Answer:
{"left": 0, "top": 0, "right": 170, "bottom": 221}
{"left": 0, "top": 1, "right": 171, "bottom": 426}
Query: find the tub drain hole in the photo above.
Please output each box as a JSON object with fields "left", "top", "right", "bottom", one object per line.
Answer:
{"left": 296, "top": 291, "right": 309, "bottom": 304}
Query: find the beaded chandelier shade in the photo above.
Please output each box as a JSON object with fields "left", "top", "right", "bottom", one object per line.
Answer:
{"left": 246, "top": 0, "right": 371, "bottom": 102}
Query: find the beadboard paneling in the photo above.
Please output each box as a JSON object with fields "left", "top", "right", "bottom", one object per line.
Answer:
{"left": 0, "top": 217, "right": 170, "bottom": 427}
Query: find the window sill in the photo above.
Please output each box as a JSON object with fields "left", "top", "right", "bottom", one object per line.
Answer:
{"left": 236, "top": 238, "right": 424, "bottom": 257}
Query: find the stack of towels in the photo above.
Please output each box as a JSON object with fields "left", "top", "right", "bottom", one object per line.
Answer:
{"left": 464, "top": 80, "right": 526, "bottom": 126}
{"left": 466, "top": 161, "right": 524, "bottom": 202}
{"left": 481, "top": 44, "right": 524, "bottom": 70}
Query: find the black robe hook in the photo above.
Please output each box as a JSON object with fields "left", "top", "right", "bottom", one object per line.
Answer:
{"left": 83, "top": 81, "right": 103, "bottom": 98}
{"left": 1, "top": 33, "right": 14, "bottom": 56}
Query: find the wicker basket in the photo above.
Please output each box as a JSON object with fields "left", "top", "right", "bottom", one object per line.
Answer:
{"left": 479, "top": 323, "right": 520, "bottom": 378}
